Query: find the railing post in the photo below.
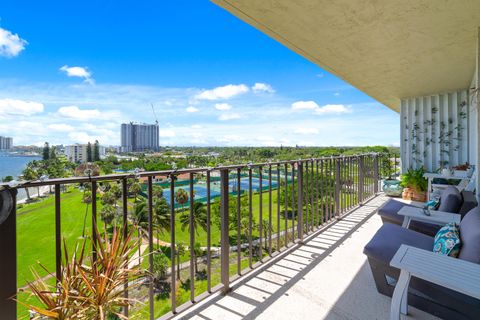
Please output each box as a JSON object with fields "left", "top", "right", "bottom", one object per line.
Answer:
{"left": 220, "top": 169, "right": 230, "bottom": 294}
{"left": 358, "top": 156, "right": 364, "bottom": 204}
{"left": 0, "top": 188, "right": 17, "bottom": 320}
{"left": 374, "top": 154, "right": 379, "bottom": 194}
{"left": 297, "top": 162, "right": 304, "bottom": 242}
{"left": 335, "top": 158, "right": 341, "bottom": 217}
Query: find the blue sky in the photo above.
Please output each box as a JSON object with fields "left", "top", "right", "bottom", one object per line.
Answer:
{"left": 0, "top": 0, "right": 399, "bottom": 147}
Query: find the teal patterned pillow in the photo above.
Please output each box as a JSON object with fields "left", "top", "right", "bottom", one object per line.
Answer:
{"left": 433, "top": 223, "right": 461, "bottom": 257}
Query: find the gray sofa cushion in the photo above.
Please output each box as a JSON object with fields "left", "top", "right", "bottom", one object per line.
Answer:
{"left": 459, "top": 190, "right": 478, "bottom": 217}
{"left": 363, "top": 223, "right": 434, "bottom": 263}
{"left": 437, "top": 186, "right": 463, "bottom": 213}
{"left": 459, "top": 207, "right": 480, "bottom": 263}
{"left": 377, "top": 199, "right": 413, "bottom": 224}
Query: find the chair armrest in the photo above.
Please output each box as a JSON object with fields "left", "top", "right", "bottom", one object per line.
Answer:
{"left": 390, "top": 245, "right": 480, "bottom": 299}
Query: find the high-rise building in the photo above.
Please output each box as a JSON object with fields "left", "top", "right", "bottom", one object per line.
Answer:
{"left": 64, "top": 143, "right": 106, "bottom": 163}
{"left": 0, "top": 136, "right": 13, "bottom": 150}
{"left": 121, "top": 122, "right": 159, "bottom": 152}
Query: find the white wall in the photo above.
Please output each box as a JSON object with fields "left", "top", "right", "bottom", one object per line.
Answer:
{"left": 400, "top": 89, "right": 470, "bottom": 172}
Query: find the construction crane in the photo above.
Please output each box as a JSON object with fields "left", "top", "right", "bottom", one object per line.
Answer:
{"left": 151, "top": 103, "right": 159, "bottom": 125}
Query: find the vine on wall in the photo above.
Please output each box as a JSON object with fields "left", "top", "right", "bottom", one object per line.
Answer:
{"left": 405, "top": 100, "right": 467, "bottom": 170}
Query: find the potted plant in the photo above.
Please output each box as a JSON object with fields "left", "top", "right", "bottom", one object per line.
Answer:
{"left": 400, "top": 167, "right": 428, "bottom": 201}
{"left": 381, "top": 155, "right": 403, "bottom": 197}
{"left": 452, "top": 162, "right": 473, "bottom": 178}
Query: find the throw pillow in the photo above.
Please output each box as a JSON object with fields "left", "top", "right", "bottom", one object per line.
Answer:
{"left": 433, "top": 223, "right": 461, "bottom": 257}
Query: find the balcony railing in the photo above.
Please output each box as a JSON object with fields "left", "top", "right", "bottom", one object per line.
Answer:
{"left": 0, "top": 153, "right": 383, "bottom": 320}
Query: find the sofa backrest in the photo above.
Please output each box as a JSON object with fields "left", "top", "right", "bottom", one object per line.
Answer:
{"left": 459, "top": 190, "right": 478, "bottom": 217}
{"left": 438, "top": 186, "right": 463, "bottom": 213}
{"left": 459, "top": 207, "right": 480, "bottom": 264}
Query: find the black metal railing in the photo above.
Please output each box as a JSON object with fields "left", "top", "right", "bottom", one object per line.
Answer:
{"left": 0, "top": 153, "right": 381, "bottom": 320}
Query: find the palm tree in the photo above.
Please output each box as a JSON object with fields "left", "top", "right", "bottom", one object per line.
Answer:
{"left": 179, "top": 202, "right": 207, "bottom": 236}
{"left": 132, "top": 201, "right": 149, "bottom": 264}
{"left": 100, "top": 204, "right": 116, "bottom": 225}
{"left": 153, "top": 197, "right": 170, "bottom": 247}
{"left": 176, "top": 242, "right": 186, "bottom": 280}
{"left": 175, "top": 188, "right": 189, "bottom": 212}
{"left": 129, "top": 180, "right": 142, "bottom": 202}
{"left": 22, "top": 165, "right": 38, "bottom": 201}
{"left": 152, "top": 185, "right": 163, "bottom": 198}
{"left": 110, "top": 183, "right": 122, "bottom": 207}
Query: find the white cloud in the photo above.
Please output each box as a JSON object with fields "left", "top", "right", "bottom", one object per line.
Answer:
{"left": 214, "top": 103, "right": 232, "bottom": 111}
{"left": 0, "top": 27, "right": 27, "bottom": 57}
{"left": 314, "top": 104, "right": 350, "bottom": 115}
{"left": 218, "top": 113, "right": 242, "bottom": 121}
{"left": 47, "top": 123, "right": 75, "bottom": 132}
{"left": 191, "top": 124, "right": 202, "bottom": 129}
{"left": 195, "top": 84, "right": 249, "bottom": 100}
{"left": 291, "top": 100, "right": 320, "bottom": 110}
{"left": 57, "top": 105, "right": 101, "bottom": 120}
{"left": 252, "top": 83, "right": 275, "bottom": 94}
{"left": 294, "top": 128, "right": 319, "bottom": 135}
{"left": 160, "top": 129, "right": 176, "bottom": 137}
{"left": 68, "top": 131, "right": 93, "bottom": 144}
{"left": 186, "top": 106, "right": 199, "bottom": 113}
{"left": 0, "top": 98, "right": 44, "bottom": 115}
{"left": 291, "top": 101, "right": 350, "bottom": 115}
{"left": 334, "top": 92, "right": 340, "bottom": 96}
{"left": 59, "top": 65, "right": 94, "bottom": 84}
{"left": 217, "top": 135, "right": 242, "bottom": 144}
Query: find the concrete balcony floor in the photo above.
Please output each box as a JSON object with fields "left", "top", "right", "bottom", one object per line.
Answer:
{"left": 173, "top": 195, "right": 439, "bottom": 320}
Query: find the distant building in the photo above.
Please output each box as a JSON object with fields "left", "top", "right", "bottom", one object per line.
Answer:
{"left": 0, "top": 136, "right": 13, "bottom": 150}
{"left": 121, "top": 122, "right": 159, "bottom": 152}
{"left": 64, "top": 143, "right": 106, "bottom": 163}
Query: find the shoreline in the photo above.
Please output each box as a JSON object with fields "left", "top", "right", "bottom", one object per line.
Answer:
{"left": 17, "top": 186, "right": 52, "bottom": 204}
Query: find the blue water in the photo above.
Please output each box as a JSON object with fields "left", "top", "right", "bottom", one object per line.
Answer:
{"left": 0, "top": 153, "right": 41, "bottom": 180}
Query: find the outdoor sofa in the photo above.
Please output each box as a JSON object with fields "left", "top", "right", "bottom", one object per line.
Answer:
{"left": 364, "top": 206, "right": 480, "bottom": 320}
{"left": 377, "top": 186, "right": 477, "bottom": 236}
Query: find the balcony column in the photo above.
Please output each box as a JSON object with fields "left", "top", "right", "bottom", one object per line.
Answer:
{"left": 220, "top": 169, "right": 230, "bottom": 293}
{"left": 0, "top": 188, "right": 17, "bottom": 320}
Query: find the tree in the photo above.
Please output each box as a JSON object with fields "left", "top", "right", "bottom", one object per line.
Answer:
{"left": 193, "top": 242, "right": 204, "bottom": 274}
{"left": 2, "top": 175, "right": 13, "bottom": 182}
{"left": 100, "top": 204, "right": 116, "bottom": 225}
{"left": 261, "top": 218, "right": 273, "bottom": 251}
{"left": 132, "top": 201, "right": 149, "bottom": 264}
{"left": 175, "top": 188, "right": 189, "bottom": 212}
{"left": 42, "top": 142, "right": 50, "bottom": 161}
{"left": 86, "top": 142, "right": 93, "bottom": 162}
{"left": 176, "top": 242, "right": 186, "bottom": 280}
{"left": 101, "top": 191, "right": 116, "bottom": 206}
{"left": 110, "top": 184, "right": 122, "bottom": 206}
{"left": 93, "top": 140, "right": 100, "bottom": 161}
{"left": 152, "top": 251, "right": 169, "bottom": 281}
{"left": 22, "top": 165, "right": 38, "bottom": 200}
{"left": 128, "top": 180, "right": 142, "bottom": 202}
{"left": 153, "top": 197, "right": 170, "bottom": 247}
{"left": 49, "top": 146, "right": 57, "bottom": 160}
{"left": 152, "top": 185, "right": 163, "bottom": 199}
{"left": 83, "top": 190, "right": 92, "bottom": 204}
{"left": 179, "top": 202, "right": 207, "bottom": 236}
